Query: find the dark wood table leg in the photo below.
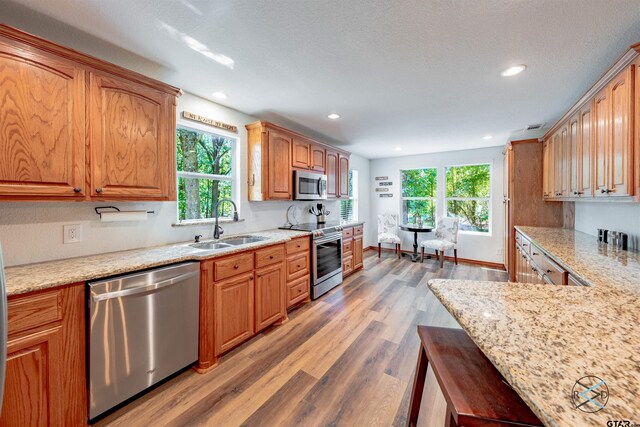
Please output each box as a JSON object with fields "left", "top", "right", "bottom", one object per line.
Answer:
{"left": 406, "top": 345, "right": 428, "bottom": 426}
{"left": 411, "top": 231, "right": 419, "bottom": 262}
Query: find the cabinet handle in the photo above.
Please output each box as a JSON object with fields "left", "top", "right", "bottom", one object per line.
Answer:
{"left": 250, "top": 276, "right": 254, "bottom": 280}
{"left": 73, "top": 187, "right": 82, "bottom": 193}
{"left": 297, "top": 245, "right": 301, "bottom": 248}
{"left": 546, "top": 269, "right": 552, "bottom": 273}
{"left": 532, "top": 252, "right": 539, "bottom": 256}
{"left": 96, "top": 187, "right": 103, "bottom": 193}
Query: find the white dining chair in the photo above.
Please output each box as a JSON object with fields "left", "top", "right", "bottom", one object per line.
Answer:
{"left": 420, "top": 217, "right": 459, "bottom": 268}
{"left": 377, "top": 213, "right": 401, "bottom": 259}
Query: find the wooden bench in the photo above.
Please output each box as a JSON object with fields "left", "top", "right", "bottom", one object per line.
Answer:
{"left": 407, "top": 326, "right": 543, "bottom": 427}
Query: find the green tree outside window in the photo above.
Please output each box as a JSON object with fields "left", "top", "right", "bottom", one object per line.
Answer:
{"left": 445, "top": 164, "right": 490, "bottom": 232}
{"left": 401, "top": 168, "right": 437, "bottom": 226}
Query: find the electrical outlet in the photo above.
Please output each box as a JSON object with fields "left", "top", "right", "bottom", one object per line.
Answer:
{"left": 63, "top": 224, "right": 82, "bottom": 244}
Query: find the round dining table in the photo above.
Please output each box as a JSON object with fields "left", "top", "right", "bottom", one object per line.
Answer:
{"left": 399, "top": 223, "right": 433, "bottom": 262}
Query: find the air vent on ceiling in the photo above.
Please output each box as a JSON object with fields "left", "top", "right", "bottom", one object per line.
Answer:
{"left": 524, "top": 123, "right": 545, "bottom": 131}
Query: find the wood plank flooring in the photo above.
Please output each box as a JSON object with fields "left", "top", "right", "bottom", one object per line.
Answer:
{"left": 97, "top": 251, "right": 507, "bottom": 427}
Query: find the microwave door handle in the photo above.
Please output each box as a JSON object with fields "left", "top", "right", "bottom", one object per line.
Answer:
{"left": 317, "top": 178, "right": 322, "bottom": 197}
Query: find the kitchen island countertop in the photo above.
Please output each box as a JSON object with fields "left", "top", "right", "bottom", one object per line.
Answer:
{"left": 429, "top": 226, "right": 640, "bottom": 427}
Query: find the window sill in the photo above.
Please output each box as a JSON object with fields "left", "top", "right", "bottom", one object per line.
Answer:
{"left": 172, "top": 218, "right": 245, "bottom": 227}
{"left": 458, "top": 230, "right": 491, "bottom": 236}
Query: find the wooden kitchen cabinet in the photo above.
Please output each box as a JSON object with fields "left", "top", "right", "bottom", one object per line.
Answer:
{"left": 559, "top": 124, "right": 570, "bottom": 197}
{"left": 339, "top": 154, "right": 350, "bottom": 198}
{"left": 0, "top": 29, "right": 86, "bottom": 199}
{"left": 0, "top": 24, "right": 180, "bottom": 202}
{"left": 542, "top": 140, "right": 552, "bottom": 198}
{"left": 353, "top": 236, "right": 364, "bottom": 270}
{"left": 285, "top": 236, "right": 311, "bottom": 309}
{"left": 292, "top": 137, "right": 311, "bottom": 169}
{"left": 246, "top": 121, "right": 350, "bottom": 201}
{"left": 89, "top": 71, "right": 175, "bottom": 199}
{"left": 255, "top": 263, "right": 286, "bottom": 333}
{"left": 609, "top": 66, "right": 634, "bottom": 196}
{"left": 214, "top": 272, "right": 255, "bottom": 355}
{"left": 593, "top": 87, "right": 610, "bottom": 196}
{"left": 326, "top": 149, "right": 339, "bottom": 198}
{"left": 580, "top": 101, "right": 594, "bottom": 197}
{"left": 0, "top": 284, "right": 86, "bottom": 426}
{"left": 568, "top": 114, "right": 580, "bottom": 197}
{"left": 342, "top": 224, "right": 364, "bottom": 277}
{"left": 311, "top": 144, "right": 326, "bottom": 172}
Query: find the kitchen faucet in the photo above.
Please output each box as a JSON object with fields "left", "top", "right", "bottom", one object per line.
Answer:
{"left": 213, "top": 199, "right": 239, "bottom": 239}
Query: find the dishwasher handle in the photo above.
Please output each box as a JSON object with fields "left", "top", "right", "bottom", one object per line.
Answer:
{"left": 91, "top": 270, "right": 199, "bottom": 302}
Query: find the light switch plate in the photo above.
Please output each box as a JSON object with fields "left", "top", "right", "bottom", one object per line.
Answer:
{"left": 63, "top": 224, "right": 82, "bottom": 244}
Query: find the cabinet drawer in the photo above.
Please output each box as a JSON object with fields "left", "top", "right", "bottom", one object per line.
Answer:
{"left": 343, "top": 239, "right": 353, "bottom": 255}
{"left": 214, "top": 253, "right": 254, "bottom": 282}
{"left": 8, "top": 291, "right": 62, "bottom": 336}
{"left": 354, "top": 225, "right": 363, "bottom": 236}
{"left": 539, "top": 255, "right": 566, "bottom": 285}
{"left": 285, "top": 237, "right": 310, "bottom": 255}
{"left": 287, "top": 275, "right": 309, "bottom": 308}
{"left": 286, "top": 252, "right": 310, "bottom": 281}
{"left": 255, "top": 244, "right": 285, "bottom": 269}
{"left": 343, "top": 255, "right": 353, "bottom": 274}
{"left": 517, "top": 233, "right": 531, "bottom": 254}
{"left": 343, "top": 227, "right": 353, "bottom": 238}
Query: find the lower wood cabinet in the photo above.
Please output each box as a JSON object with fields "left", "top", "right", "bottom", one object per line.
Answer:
{"left": 342, "top": 224, "right": 365, "bottom": 278}
{"left": 213, "top": 272, "right": 255, "bottom": 356}
{"left": 285, "top": 236, "right": 311, "bottom": 309}
{"left": 1, "top": 283, "right": 86, "bottom": 426}
{"left": 198, "top": 243, "right": 288, "bottom": 370}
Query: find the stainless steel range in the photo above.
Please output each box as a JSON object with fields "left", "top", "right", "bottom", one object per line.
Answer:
{"left": 280, "top": 222, "right": 343, "bottom": 299}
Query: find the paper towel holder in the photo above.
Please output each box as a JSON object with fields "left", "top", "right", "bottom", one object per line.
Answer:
{"left": 95, "top": 206, "right": 155, "bottom": 216}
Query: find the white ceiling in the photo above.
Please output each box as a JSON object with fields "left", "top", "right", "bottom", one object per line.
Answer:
{"left": 7, "top": 0, "right": 640, "bottom": 158}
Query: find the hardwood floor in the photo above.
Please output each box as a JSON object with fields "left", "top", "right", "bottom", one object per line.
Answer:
{"left": 97, "top": 251, "right": 507, "bottom": 427}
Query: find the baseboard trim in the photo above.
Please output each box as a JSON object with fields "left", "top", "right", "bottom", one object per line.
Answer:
{"left": 365, "top": 245, "right": 506, "bottom": 270}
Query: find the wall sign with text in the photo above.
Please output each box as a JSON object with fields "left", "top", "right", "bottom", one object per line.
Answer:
{"left": 182, "top": 111, "right": 238, "bottom": 133}
{"left": 375, "top": 176, "right": 389, "bottom": 181}
{"left": 378, "top": 181, "right": 393, "bottom": 186}
{"left": 379, "top": 194, "right": 393, "bottom": 198}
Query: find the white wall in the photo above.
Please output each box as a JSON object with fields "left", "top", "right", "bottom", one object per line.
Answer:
{"left": 574, "top": 202, "right": 640, "bottom": 250}
{"left": 370, "top": 146, "right": 504, "bottom": 264}
{"left": 349, "top": 154, "right": 373, "bottom": 248}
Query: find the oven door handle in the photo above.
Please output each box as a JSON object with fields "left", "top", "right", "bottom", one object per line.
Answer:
{"left": 315, "top": 235, "right": 342, "bottom": 245}
{"left": 91, "top": 271, "right": 199, "bottom": 302}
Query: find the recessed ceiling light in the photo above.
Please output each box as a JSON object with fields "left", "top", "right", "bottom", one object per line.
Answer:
{"left": 501, "top": 65, "right": 526, "bottom": 77}
{"left": 212, "top": 91, "right": 227, "bottom": 99}
{"left": 327, "top": 113, "right": 341, "bottom": 120}
{"left": 482, "top": 135, "right": 493, "bottom": 140}
{"left": 394, "top": 147, "right": 402, "bottom": 151}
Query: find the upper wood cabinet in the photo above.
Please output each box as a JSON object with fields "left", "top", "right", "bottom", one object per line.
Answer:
{"left": 292, "top": 137, "right": 311, "bottom": 169}
{"left": 0, "top": 34, "right": 86, "bottom": 199}
{"left": 542, "top": 47, "right": 638, "bottom": 201}
{"left": 326, "top": 149, "right": 339, "bottom": 198}
{"left": 89, "top": 72, "right": 175, "bottom": 199}
{"left": 0, "top": 24, "right": 180, "bottom": 202}
{"left": 311, "top": 144, "right": 326, "bottom": 172}
{"left": 339, "top": 154, "right": 350, "bottom": 198}
{"left": 246, "top": 120, "right": 349, "bottom": 201}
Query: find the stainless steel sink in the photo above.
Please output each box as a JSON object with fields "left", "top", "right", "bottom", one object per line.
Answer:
{"left": 189, "top": 242, "right": 233, "bottom": 250}
{"left": 222, "top": 235, "right": 269, "bottom": 245}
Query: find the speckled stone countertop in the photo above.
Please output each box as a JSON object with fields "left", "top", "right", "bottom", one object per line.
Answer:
{"left": 428, "top": 227, "right": 640, "bottom": 427}
{"left": 5, "top": 229, "right": 310, "bottom": 297}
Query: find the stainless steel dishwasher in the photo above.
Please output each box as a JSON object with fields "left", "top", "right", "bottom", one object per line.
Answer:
{"left": 88, "top": 262, "right": 200, "bottom": 420}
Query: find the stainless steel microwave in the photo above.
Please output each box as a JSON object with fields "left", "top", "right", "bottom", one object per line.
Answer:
{"left": 294, "top": 170, "right": 327, "bottom": 200}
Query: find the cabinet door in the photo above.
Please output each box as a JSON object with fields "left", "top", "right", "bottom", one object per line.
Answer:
{"left": 292, "top": 137, "right": 310, "bottom": 169}
{"left": 0, "top": 38, "right": 85, "bottom": 199}
{"left": 560, "top": 124, "right": 569, "bottom": 197}
{"left": 0, "top": 327, "right": 63, "bottom": 427}
{"left": 609, "top": 66, "right": 633, "bottom": 196}
{"left": 580, "top": 102, "right": 593, "bottom": 197}
{"left": 267, "top": 130, "right": 293, "bottom": 199}
{"left": 311, "top": 145, "right": 326, "bottom": 172}
{"left": 594, "top": 88, "right": 609, "bottom": 196}
{"left": 542, "top": 141, "right": 550, "bottom": 198}
{"left": 547, "top": 137, "right": 556, "bottom": 199}
{"left": 553, "top": 132, "right": 562, "bottom": 197}
{"left": 339, "top": 154, "right": 350, "bottom": 198}
{"left": 89, "top": 72, "right": 174, "bottom": 199}
{"left": 214, "top": 273, "right": 255, "bottom": 355}
{"left": 353, "top": 236, "right": 363, "bottom": 269}
{"left": 255, "top": 263, "right": 285, "bottom": 333}
{"left": 326, "top": 150, "right": 339, "bottom": 198}
{"left": 568, "top": 114, "right": 580, "bottom": 197}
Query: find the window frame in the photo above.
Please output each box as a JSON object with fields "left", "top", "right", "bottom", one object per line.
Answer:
{"left": 400, "top": 167, "right": 438, "bottom": 226}
{"left": 444, "top": 162, "right": 492, "bottom": 235}
{"left": 340, "top": 169, "right": 358, "bottom": 222}
{"left": 175, "top": 121, "right": 239, "bottom": 224}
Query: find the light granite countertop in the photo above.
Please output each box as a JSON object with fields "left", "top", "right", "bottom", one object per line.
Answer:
{"left": 428, "top": 227, "right": 640, "bottom": 427}
{"left": 5, "top": 229, "right": 310, "bottom": 297}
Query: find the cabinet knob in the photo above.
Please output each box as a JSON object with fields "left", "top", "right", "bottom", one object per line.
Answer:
{"left": 546, "top": 269, "right": 552, "bottom": 273}
{"left": 96, "top": 187, "right": 103, "bottom": 193}
{"left": 601, "top": 188, "right": 606, "bottom": 194}
{"left": 73, "top": 187, "right": 82, "bottom": 193}
{"left": 250, "top": 276, "right": 254, "bottom": 280}
{"left": 269, "top": 255, "right": 274, "bottom": 259}
{"left": 234, "top": 264, "right": 239, "bottom": 269}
